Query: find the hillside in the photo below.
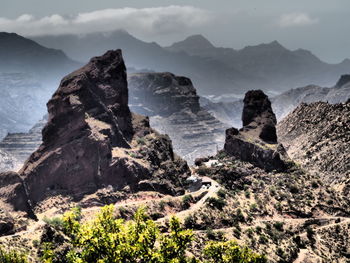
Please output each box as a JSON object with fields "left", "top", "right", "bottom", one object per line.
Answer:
{"left": 277, "top": 100, "right": 350, "bottom": 181}
{"left": 272, "top": 74, "right": 350, "bottom": 119}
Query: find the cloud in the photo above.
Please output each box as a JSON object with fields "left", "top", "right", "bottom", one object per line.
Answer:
{"left": 278, "top": 13, "right": 319, "bottom": 27}
{"left": 0, "top": 6, "right": 211, "bottom": 36}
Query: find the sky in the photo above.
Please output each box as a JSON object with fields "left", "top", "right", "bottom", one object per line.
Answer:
{"left": 0, "top": 0, "right": 349, "bottom": 63}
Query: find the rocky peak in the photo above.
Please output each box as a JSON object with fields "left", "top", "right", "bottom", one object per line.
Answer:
{"left": 42, "top": 50, "right": 132, "bottom": 148}
{"left": 241, "top": 90, "right": 277, "bottom": 143}
{"left": 336, "top": 74, "right": 350, "bottom": 88}
{"left": 224, "top": 90, "right": 288, "bottom": 171}
{"left": 168, "top": 34, "right": 215, "bottom": 51}
{"left": 0, "top": 50, "right": 190, "bottom": 214}
{"left": 128, "top": 72, "right": 200, "bottom": 116}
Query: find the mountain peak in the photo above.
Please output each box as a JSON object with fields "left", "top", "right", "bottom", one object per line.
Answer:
{"left": 266, "top": 40, "right": 286, "bottom": 49}
{"left": 168, "top": 34, "right": 214, "bottom": 51}
{"left": 336, "top": 74, "right": 350, "bottom": 87}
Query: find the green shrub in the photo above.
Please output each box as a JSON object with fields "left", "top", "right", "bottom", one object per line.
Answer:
{"left": 0, "top": 248, "right": 27, "bottom": 263}
{"left": 136, "top": 137, "right": 146, "bottom": 145}
{"left": 259, "top": 234, "right": 268, "bottom": 244}
{"left": 204, "top": 240, "right": 267, "bottom": 263}
{"left": 273, "top": 221, "right": 284, "bottom": 232}
{"left": 43, "top": 216, "right": 64, "bottom": 229}
{"left": 43, "top": 205, "right": 266, "bottom": 263}
{"left": 206, "top": 197, "right": 227, "bottom": 210}
{"left": 182, "top": 194, "right": 194, "bottom": 209}
{"left": 217, "top": 189, "right": 227, "bottom": 199}
{"left": 206, "top": 228, "right": 225, "bottom": 241}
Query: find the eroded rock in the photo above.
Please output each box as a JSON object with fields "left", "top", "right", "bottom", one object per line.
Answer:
{"left": 224, "top": 90, "right": 288, "bottom": 171}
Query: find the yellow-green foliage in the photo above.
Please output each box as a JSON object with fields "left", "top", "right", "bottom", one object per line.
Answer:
{"left": 43, "top": 205, "right": 266, "bottom": 263}
{"left": 204, "top": 240, "right": 267, "bottom": 263}
{"left": 0, "top": 248, "right": 27, "bottom": 263}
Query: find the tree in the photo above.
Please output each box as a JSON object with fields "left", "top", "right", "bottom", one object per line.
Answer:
{"left": 41, "top": 205, "right": 266, "bottom": 263}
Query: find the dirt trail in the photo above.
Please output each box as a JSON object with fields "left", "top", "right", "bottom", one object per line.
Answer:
{"left": 158, "top": 177, "right": 221, "bottom": 222}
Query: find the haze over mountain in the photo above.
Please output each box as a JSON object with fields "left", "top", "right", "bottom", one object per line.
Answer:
{"left": 0, "top": 33, "right": 80, "bottom": 138}
{"left": 0, "top": 32, "right": 78, "bottom": 80}
{"left": 32, "top": 31, "right": 350, "bottom": 96}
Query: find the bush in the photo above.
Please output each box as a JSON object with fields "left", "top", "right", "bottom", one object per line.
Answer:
{"left": 0, "top": 248, "right": 27, "bottom": 263}
{"left": 235, "top": 208, "right": 245, "bottom": 223}
{"left": 217, "top": 189, "right": 227, "bottom": 199}
{"left": 204, "top": 240, "right": 267, "bottom": 263}
{"left": 184, "top": 215, "right": 197, "bottom": 229}
{"left": 43, "top": 216, "right": 64, "bottom": 229}
{"left": 182, "top": 194, "right": 194, "bottom": 209}
{"left": 273, "top": 221, "right": 284, "bottom": 232}
{"left": 206, "top": 197, "right": 227, "bottom": 210}
{"left": 206, "top": 228, "right": 225, "bottom": 241}
{"left": 43, "top": 205, "right": 266, "bottom": 263}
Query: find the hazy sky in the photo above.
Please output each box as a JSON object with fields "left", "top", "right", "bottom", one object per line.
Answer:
{"left": 1, "top": 0, "right": 349, "bottom": 63}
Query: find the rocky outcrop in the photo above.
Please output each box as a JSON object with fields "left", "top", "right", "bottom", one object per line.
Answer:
{"left": 129, "top": 73, "right": 200, "bottom": 116}
{"left": 0, "top": 50, "right": 190, "bottom": 213}
{"left": 224, "top": 90, "right": 288, "bottom": 171}
{"left": 241, "top": 90, "right": 277, "bottom": 143}
{"left": 128, "top": 73, "right": 228, "bottom": 164}
{"left": 277, "top": 101, "right": 350, "bottom": 180}
{"left": 0, "top": 208, "right": 15, "bottom": 236}
{"left": 0, "top": 172, "right": 33, "bottom": 216}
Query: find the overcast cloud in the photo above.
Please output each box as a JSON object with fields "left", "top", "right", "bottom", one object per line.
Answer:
{"left": 278, "top": 13, "right": 319, "bottom": 28}
{"left": 0, "top": 6, "right": 211, "bottom": 37}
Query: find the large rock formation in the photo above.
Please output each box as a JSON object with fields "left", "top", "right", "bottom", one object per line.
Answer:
{"left": 128, "top": 72, "right": 228, "bottom": 163}
{"left": 0, "top": 50, "right": 190, "bottom": 214}
{"left": 241, "top": 90, "right": 277, "bottom": 143}
{"left": 278, "top": 101, "right": 350, "bottom": 180}
{"left": 224, "top": 90, "right": 288, "bottom": 171}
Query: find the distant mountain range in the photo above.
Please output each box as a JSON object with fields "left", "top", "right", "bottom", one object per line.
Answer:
{"left": 0, "top": 30, "right": 349, "bottom": 138}
{"left": 32, "top": 31, "right": 350, "bottom": 95}
{"left": 0, "top": 32, "right": 78, "bottom": 80}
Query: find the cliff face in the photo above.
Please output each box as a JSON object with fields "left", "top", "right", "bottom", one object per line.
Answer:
{"left": 128, "top": 73, "right": 228, "bottom": 163}
{"left": 224, "top": 90, "right": 288, "bottom": 171}
{"left": 0, "top": 50, "right": 190, "bottom": 214}
{"left": 277, "top": 101, "right": 350, "bottom": 180}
